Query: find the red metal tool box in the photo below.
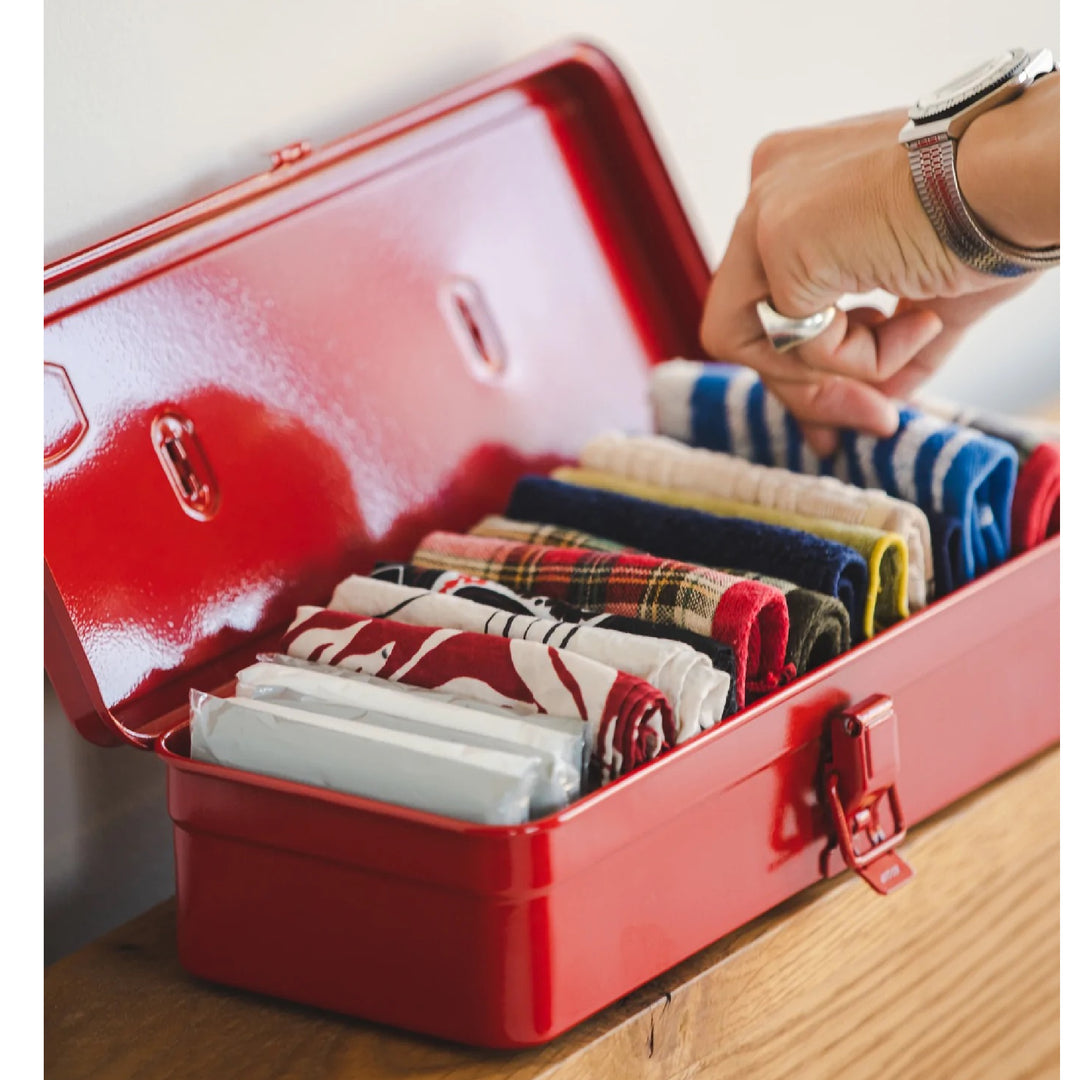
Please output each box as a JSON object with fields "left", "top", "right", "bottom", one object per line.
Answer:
{"left": 44, "top": 42, "right": 1060, "bottom": 1048}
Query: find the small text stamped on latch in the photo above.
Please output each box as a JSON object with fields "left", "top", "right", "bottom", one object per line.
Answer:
{"left": 821, "top": 693, "right": 914, "bottom": 896}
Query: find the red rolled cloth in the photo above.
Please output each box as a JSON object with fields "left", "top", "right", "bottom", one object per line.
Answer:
{"left": 281, "top": 607, "right": 675, "bottom": 783}
{"left": 411, "top": 532, "right": 793, "bottom": 710}
{"left": 1012, "top": 442, "right": 1060, "bottom": 552}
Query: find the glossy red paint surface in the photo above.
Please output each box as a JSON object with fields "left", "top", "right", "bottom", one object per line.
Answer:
{"left": 44, "top": 42, "right": 707, "bottom": 746}
{"left": 45, "top": 43, "right": 1060, "bottom": 1047}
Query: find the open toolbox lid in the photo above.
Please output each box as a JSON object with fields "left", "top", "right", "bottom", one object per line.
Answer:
{"left": 44, "top": 42, "right": 711, "bottom": 748}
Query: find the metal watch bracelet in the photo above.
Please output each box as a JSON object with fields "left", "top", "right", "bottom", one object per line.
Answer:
{"left": 906, "top": 132, "right": 1060, "bottom": 277}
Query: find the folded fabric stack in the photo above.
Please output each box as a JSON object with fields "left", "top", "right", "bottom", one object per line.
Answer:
{"left": 370, "top": 562, "right": 740, "bottom": 718}
{"left": 281, "top": 606, "right": 675, "bottom": 785}
{"left": 410, "top": 532, "right": 794, "bottom": 710}
{"left": 916, "top": 394, "right": 1060, "bottom": 554}
{"left": 185, "top": 355, "right": 1055, "bottom": 827}
{"left": 472, "top": 510, "right": 850, "bottom": 679}
{"left": 326, "top": 572, "right": 731, "bottom": 742}
{"left": 651, "top": 359, "right": 1019, "bottom": 590}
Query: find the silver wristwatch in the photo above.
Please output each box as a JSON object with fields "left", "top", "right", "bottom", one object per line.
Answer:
{"left": 899, "top": 47, "right": 1059, "bottom": 277}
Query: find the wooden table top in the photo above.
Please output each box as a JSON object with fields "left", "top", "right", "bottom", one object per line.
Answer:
{"left": 45, "top": 747, "right": 1059, "bottom": 1080}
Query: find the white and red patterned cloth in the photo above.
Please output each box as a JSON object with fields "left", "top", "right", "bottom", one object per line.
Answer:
{"left": 282, "top": 606, "right": 675, "bottom": 783}
{"left": 328, "top": 574, "right": 730, "bottom": 742}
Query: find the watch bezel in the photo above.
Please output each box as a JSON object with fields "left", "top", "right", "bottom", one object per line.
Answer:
{"left": 907, "top": 48, "right": 1028, "bottom": 123}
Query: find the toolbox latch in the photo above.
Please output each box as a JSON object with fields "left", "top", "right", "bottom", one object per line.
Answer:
{"left": 822, "top": 694, "right": 914, "bottom": 895}
{"left": 268, "top": 140, "right": 312, "bottom": 170}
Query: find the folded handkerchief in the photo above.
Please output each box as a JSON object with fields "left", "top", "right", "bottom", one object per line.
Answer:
{"left": 371, "top": 563, "right": 739, "bottom": 716}
{"left": 281, "top": 607, "right": 674, "bottom": 783}
{"left": 235, "top": 658, "right": 585, "bottom": 815}
{"left": 327, "top": 574, "right": 730, "bottom": 742}
{"left": 471, "top": 516, "right": 628, "bottom": 553}
{"left": 190, "top": 691, "right": 543, "bottom": 825}
{"left": 410, "top": 533, "right": 793, "bottom": 709}
{"left": 916, "top": 395, "right": 1060, "bottom": 554}
{"left": 927, "top": 512, "right": 962, "bottom": 598}
{"left": 714, "top": 569, "right": 850, "bottom": 675}
{"left": 476, "top": 507, "right": 850, "bottom": 677}
{"left": 1011, "top": 443, "right": 1061, "bottom": 552}
{"left": 581, "top": 430, "right": 933, "bottom": 607}
{"left": 505, "top": 474, "right": 867, "bottom": 637}
{"left": 552, "top": 467, "right": 906, "bottom": 641}
{"left": 651, "top": 359, "right": 1018, "bottom": 586}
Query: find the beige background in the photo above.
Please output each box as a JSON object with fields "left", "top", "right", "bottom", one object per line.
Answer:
{"left": 44, "top": 0, "right": 1060, "bottom": 960}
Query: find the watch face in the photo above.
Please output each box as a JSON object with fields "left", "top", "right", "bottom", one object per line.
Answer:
{"left": 909, "top": 48, "right": 1028, "bottom": 121}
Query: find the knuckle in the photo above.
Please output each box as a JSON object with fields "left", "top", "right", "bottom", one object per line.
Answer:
{"left": 750, "top": 133, "right": 788, "bottom": 179}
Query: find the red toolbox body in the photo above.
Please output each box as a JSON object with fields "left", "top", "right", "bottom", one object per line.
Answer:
{"left": 44, "top": 43, "right": 1059, "bottom": 1048}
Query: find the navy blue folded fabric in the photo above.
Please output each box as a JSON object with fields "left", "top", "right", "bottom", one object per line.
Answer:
{"left": 505, "top": 475, "right": 868, "bottom": 641}
{"left": 928, "top": 513, "right": 963, "bottom": 597}
{"left": 372, "top": 562, "right": 740, "bottom": 716}
{"left": 651, "top": 360, "right": 1018, "bottom": 586}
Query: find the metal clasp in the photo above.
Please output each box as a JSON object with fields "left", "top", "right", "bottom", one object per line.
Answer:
{"left": 822, "top": 693, "right": 914, "bottom": 895}
{"left": 269, "top": 140, "right": 312, "bottom": 170}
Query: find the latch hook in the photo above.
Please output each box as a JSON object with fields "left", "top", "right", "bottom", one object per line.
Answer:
{"left": 822, "top": 693, "right": 914, "bottom": 895}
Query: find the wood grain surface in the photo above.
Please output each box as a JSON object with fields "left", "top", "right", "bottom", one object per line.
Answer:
{"left": 45, "top": 747, "right": 1059, "bottom": 1080}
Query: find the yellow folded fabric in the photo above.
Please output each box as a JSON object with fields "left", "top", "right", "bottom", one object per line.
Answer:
{"left": 552, "top": 467, "right": 909, "bottom": 641}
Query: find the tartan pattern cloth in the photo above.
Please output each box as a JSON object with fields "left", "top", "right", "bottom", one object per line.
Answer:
{"left": 651, "top": 359, "right": 1018, "bottom": 587}
{"left": 552, "top": 466, "right": 907, "bottom": 641}
{"left": 476, "top": 506, "right": 850, "bottom": 677}
{"left": 410, "top": 533, "right": 793, "bottom": 709}
{"left": 470, "top": 516, "right": 629, "bottom": 553}
{"left": 372, "top": 563, "right": 739, "bottom": 717}
{"left": 581, "top": 429, "right": 932, "bottom": 608}
{"left": 328, "top": 574, "right": 731, "bottom": 742}
{"left": 281, "top": 607, "right": 674, "bottom": 783}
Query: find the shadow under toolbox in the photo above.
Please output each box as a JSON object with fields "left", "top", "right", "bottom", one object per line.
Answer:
{"left": 44, "top": 42, "right": 1060, "bottom": 1048}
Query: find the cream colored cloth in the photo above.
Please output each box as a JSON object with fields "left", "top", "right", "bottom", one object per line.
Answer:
{"left": 328, "top": 574, "right": 730, "bottom": 743}
{"left": 580, "top": 431, "right": 932, "bottom": 609}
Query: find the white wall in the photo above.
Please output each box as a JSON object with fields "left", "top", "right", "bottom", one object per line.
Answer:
{"left": 45, "top": 0, "right": 1059, "bottom": 960}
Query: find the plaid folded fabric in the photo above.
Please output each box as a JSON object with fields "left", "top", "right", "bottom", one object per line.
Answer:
{"left": 471, "top": 516, "right": 629, "bottom": 553}
{"left": 282, "top": 607, "right": 674, "bottom": 784}
{"left": 916, "top": 395, "right": 1060, "bottom": 554}
{"left": 410, "top": 533, "right": 793, "bottom": 709}
{"left": 581, "top": 430, "right": 933, "bottom": 607}
{"left": 476, "top": 510, "right": 850, "bottom": 677}
{"left": 372, "top": 563, "right": 739, "bottom": 716}
{"left": 652, "top": 359, "right": 1018, "bottom": 586}
{"left": 506, "top": 474, "right": 869, "bottom": 640}
{"left": 328, "top": 574, "right": 731, "bottom": 742}
{"left": 552, "top": 467, "right": 907, "bottom": 641}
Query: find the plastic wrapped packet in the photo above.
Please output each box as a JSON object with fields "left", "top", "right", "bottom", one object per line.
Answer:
{"left": 234, "top": 661, "right": 582, "bottom": 814}
{"left": 188, "top": 691, "right": 543, "bottom": 826}
{"left": 252, "top": 654, "right": 587, "bottom": 792}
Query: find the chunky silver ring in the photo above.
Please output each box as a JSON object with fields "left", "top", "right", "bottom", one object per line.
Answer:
{"left": 756, "top": 298, "right": 838, "bottom": 353}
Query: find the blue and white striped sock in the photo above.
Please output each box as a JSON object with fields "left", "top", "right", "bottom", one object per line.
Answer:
{"left": 651, "top": 360, "right": 1018, "bottom": 586}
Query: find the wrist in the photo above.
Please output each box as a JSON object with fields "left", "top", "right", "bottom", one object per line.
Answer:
{"left": 955, "top": 72, "right": 1060, "bottom": 249}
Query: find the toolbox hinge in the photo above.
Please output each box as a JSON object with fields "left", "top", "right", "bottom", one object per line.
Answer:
{"left": 821, "top": 693, "right": 914, "bottom": 896}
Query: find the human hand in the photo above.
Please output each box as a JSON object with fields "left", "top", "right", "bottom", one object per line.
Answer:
{"left": 698, "top": 101, "right": 1052, "bottom": 456}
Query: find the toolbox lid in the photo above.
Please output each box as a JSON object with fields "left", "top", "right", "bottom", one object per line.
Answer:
{"left": 44, "top": 42, "right": 710, "bottom": 746}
